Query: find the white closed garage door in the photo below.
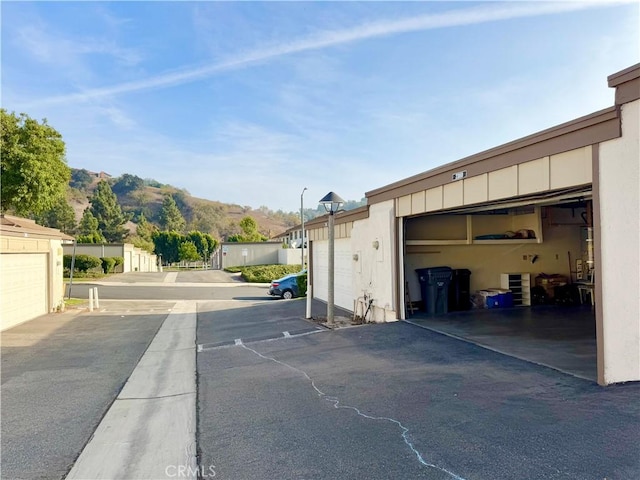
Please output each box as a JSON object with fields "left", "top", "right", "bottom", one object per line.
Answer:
{"left": 1, "top": 253, "right": 48, "bottom": 331}
{"left": 312, "top": 238, "right": 353, "bottom": 311}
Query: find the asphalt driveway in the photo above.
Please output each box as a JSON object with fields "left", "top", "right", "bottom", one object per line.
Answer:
{"left": 1, "top": 301, "right": 170, "bottom": 480}
{"left": 198, "top": 306, "right": 640, "bottom": 479}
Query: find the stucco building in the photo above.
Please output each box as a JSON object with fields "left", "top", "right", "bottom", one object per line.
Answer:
{"left": 305, "top": 64, "right": 639, "bottom": 385}
{"left": 62, "top": 243, "right": 158, "bottom": 274}
{"left": 0, "top": 215, "right": 74, "bottom": 330}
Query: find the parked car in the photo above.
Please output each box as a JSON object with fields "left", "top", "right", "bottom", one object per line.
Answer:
{"left": 267, "top": 270, "right": 306, "bottom": 300}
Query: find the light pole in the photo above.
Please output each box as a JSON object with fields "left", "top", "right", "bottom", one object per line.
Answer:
{"left": 319, "top": 191, "right": 345, "bottom": 326}
{"left": 301, "top": 187, "right": 307, "bottom": 269}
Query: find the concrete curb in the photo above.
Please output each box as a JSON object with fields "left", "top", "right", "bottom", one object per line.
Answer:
{"left": 66, "top": 301, "right": 197, "bottom": 479}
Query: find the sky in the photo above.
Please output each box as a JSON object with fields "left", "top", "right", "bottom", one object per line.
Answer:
{"left": 2, "top": 1, "right": 638, "bottom": 213}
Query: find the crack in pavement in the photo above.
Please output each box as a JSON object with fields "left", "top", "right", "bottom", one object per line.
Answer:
{"left": 240, "top": 343, "right": 466, "bottom": 480}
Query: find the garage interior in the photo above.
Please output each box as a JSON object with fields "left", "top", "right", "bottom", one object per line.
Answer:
{"left": 403, "top": 190, "right": 597, "bottom": 381}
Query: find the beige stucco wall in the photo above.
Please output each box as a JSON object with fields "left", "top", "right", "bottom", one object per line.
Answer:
{"left": 278, "top": 248, "right": 306, "bottom": 266}
{"left": 311, "top": 237, "right": 354, "bottom": 312}
{"left": 62, "top": 243, "right": 157, "bottom": 273}
{"left": 220, "top": 242, "right": 281, "bottom": 269}
{"left": 349, "top": 200, "right": 397, "bottom": 322}
{"left": 0, "top": 236, "right": 66, "bottom": 330}
{"left": 50, "top": 239, "right": 65, "bottom": 313}
{"left": 597, "top": 99, "right": 640, "bottom": 384}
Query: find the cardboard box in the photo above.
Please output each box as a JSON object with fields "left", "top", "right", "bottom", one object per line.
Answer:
{"left": 535, "top": 275, "right": 568, "bottom": 299}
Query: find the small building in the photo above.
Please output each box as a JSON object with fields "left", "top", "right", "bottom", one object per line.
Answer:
{"left": 305, "top": 64, "right": 640, "bottom": 385}
{"left": 273, "top": 225, "right": 307, "bottom": 249}
{"left": 0, "top": 215, "right": 74, "bottom": 331}
{"left": 215, "top": 242, "right": 283, "bottom": 269}
{"left": 62, "top": 243, "right": 158, "bottom": 273}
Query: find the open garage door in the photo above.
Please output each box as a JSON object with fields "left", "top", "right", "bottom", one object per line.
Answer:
{"left": 1, "top": 253, "right": 48, "bottom": 330}
{"left": 401, "top": 188, "right": 597, "bottom": 380}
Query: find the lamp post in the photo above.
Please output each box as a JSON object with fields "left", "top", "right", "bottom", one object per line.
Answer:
{"left": 301, "top": 187, "right": 307, "bottom": 269}
{"left": 319, "top": 191, "right": 345, "bottom": 326}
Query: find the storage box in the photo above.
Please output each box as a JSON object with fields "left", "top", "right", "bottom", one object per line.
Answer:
{"left": 488, "top": 289, "right": 514, "bottom": 308}
{"left": 535, "top": 275, "right": 568, "bottom": 299}
{"left": 478, "top": 290, "right": 499, "bottom": 309}
{"left": 477, "top": 289, "right": 515, "bottom": 308}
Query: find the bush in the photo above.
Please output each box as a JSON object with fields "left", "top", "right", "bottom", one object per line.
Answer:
{"left": 296, "top": 272, "right": 308, "bottom": 297}
{"left": 224, "top": 264, "right": 302, "bottom": 283}
{"left": 101, "top": 257, "right": 116, "bottom": 274}
{"left": 63, "top": 254, "right": 102, "bottom": 273}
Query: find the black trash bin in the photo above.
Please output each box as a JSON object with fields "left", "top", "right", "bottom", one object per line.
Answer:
{"left": 416, "top": 266, "right": 453, "bottom": 315}
{"left": 449, "top": 269, "right": 472, "bottom": 311}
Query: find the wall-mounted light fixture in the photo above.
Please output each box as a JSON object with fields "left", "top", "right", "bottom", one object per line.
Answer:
{"left": 372, "top": 240, "right": 380, "bottom": 250}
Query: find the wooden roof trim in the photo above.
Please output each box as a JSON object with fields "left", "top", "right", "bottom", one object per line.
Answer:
{"left": 0, "top": 214, "right": 75, "bottom": 241}
{"left": 304, "top": 205, "right": 369, "bottom": 230}
{"left": 607, "top": 63, "right": 640, "bottom": 87}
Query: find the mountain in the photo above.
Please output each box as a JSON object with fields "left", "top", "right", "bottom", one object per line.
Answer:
{"left": 68, "top": 169, "right": 301, "bottom": 239}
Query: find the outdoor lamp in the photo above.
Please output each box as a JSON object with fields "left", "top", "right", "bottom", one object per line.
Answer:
{"left": 301, "top": 187, "right": 307, "bottom": 268}
{"left": 319, "top": 191, "right": 345, "bottom": 214}
{"left": 319, "top": 191, "right": 344, "bottom": 326}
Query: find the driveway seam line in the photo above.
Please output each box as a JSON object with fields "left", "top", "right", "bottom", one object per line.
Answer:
{"left": 239, "top": 342, "right": 466, "bottom": 480}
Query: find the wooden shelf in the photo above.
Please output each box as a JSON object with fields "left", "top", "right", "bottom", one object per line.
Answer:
{"left": 405, "top": 207, "right": 543, "bottom": 246}
{"left": 406, "top": 239, "right": 469, "bottom": 246}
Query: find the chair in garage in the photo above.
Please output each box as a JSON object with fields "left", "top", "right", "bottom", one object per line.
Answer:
{"left": 576, "top": 270, "right": 595, "bottom": 306}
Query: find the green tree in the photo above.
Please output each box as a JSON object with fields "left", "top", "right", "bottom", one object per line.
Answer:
{"left": 178, "top": 241, "right": 200, "bottom": 262}
{"left": 184, "top": 231, "right": 218, "bottom": 261}
{"left": 152, "top": 230, "right": 183, "bottom": 264}
{"left": 186, "top": 231, "right": 207, "bottom": 260}
{"left": 89, "top": 180, "right": 128, "bottom": 242}
{"left": 159, "top": 195, "right": 186, "bottom": 232}
{"left": 70, "top": 168, "right": 93, "bottom": 190}
{"left": 77, "top": 209, "right": 105, "bottom": 243}
{"left": 203, "top": 233, "right": 218, "bottom": 257}
{"left": 112, "top": 173, "right": 144, "bottom": 196}
{"left": 1, "top": 109, "right": 71, "bottom": 216}
{"left": 228, "top": 216, "right": 267, "bottom": 242}
{"left": 136, "top": 213, "right": 156, "bottom": 241}
{"left": 35, "top": 196, "right": 76, "bottom": 234}
{"left": 130, "top": 236, "right": 155, "bottom": 253}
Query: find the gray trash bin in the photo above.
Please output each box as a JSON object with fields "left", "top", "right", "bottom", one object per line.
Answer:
{"left": 449, "top": 269, "right": 472, "bottom": 311}
{"left": 416, "top": 266, "right": 453, "bottom": 315}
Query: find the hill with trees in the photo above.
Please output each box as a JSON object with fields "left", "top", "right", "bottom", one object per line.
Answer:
{"left": 66, "top": 168, "right": 308, "bottom": 240}
{"left": 1, "top": 108, "right": 366, "bottom": 262}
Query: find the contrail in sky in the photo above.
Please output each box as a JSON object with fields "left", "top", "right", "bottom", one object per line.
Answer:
{"left": 31, "top": 1, "right": 633, "bottom": 106}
